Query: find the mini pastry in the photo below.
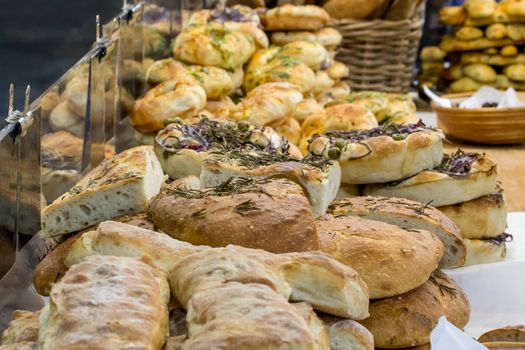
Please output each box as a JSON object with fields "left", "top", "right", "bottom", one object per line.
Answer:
{"left": 504, "top": 63, "right": 525, "bottom": 81}
{"left": 455, "top": 26, "right": 484, "bottom": 40}
{"left": 486, "top": 23, "right": 508, "bottom": 40}
{"left": 463, "top": 63, "right": 497, "bottom": 83}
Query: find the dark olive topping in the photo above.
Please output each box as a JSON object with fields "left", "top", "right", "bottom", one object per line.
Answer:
{"left": 437, "top": 149, "right": 483, "bottom": 177}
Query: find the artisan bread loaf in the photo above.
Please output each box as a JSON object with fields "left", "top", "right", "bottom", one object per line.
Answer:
{"left": 479, "top": 325, "right": 525, "bottom": 343}
{"left": 39, "top": 255, "right": 170, "bottom": 350}
{"left": 464, "top": 235, "right": 509, "bottom": 266}
{"left": 41, "top": 146, "right": 165, "bottom": 237}
{"left": 147, "top": 176, "right": 319, "bottom": 253}
{"left": 363, "top": 151, "right": 498, "bottom": 207}
{"left": 438, "top": 192, "right": 507, "bottom": 239}
{"left": 360, "top": 271, "right": 470, "bottom": 349}
{"left": 292, "top": 303, "right": 331, "bottom": 350}
{"left": 1, "top": 310, "right": 39, "bottom": 345}
{"left": 263, "top": 4, "right": 330, "bottom": 31}
{"left": 200, "top": 153, "right": 341, "bottom": 218}
{"left": 319, "top": 314, "right": 374, "bottom": 350}
{"left": 482, "top": 342, "right": 525, "bottom": 349}
{"left": 317, "top": 215, "right": 444, "bottom": 299}
{"left": 328, "top": 196, "right": 466, "bottom": 268}
{"left": 307, "top": 121, "right": 444, "bottom": 184}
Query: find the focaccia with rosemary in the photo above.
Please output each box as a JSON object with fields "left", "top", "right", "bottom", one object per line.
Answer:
{"left": 41, "top": 146, "right": 165, "bottom": 237}
{"left": 154, "top": 117, "right": 300, "bottom": 180}
{"left": 438, "top": 190, "right": 507, "bottom": 239}
{"left": 360, "top": 270, "right": 470, "bottom": 349}
{"left": 328, "top": 196, "right": 466, "bottom": 268}
{"left": 464, "top": 234, "right": 511, "bottom": 266}
{"left": 200, "top": 151, "right": 341, "bottom": 218}
{"left": 147, "top": 176, "right": 319, "bottom": 253}
{"left": 39, "top": 255, "right": 170, "bottom": 350}
{"left": 317, "top": 214, "right": 444, "bottom": 299}
{"left": 307, "top": 121, "right": 444, "bottom": 184}
{"left": 363, "top": 150, "right": 498, "bottom": 207}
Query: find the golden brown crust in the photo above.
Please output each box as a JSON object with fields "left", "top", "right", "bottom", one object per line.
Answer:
{"left": 360, "top": 271, "right": 470, "bottom": 349}
{"left": 39, "top": 255, "right": 170, "bottom": 350}
{"left": 1, "top": 310, "right": 40, "bottom": 345}
{"left": 317, "top": 215, "right": 444, "bottom": 299}
{"left": 263, "top": 5, "right": 330, "bottom": 31}
{"left": 482, "top": 342, "right": 525, "bottom": 349}
{"left": 479, "top": 326, "right": 525, "bottom": 343}
{"left": 147, "top": 178, "right": 319, "bottom": 254}
{"left": 322, "top": 0, "right": 385, "bottom": 19}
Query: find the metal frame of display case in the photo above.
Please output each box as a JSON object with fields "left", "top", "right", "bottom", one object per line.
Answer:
{"left": 0, "top": 0, "right": 217, "bottom": 330}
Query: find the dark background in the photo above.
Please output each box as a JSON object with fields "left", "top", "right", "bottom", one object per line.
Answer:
{"left": 0, "top": 0, "right": 120, "bottom": 115}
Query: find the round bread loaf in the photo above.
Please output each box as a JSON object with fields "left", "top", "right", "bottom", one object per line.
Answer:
{"left": 479, "top": 325, "right": 525, "bottom": 343}
{"left": 263, "top": 4, "right": 330, "bottom": 31}
{"left": 363, "top": 151, "right": 498, "bottom": 207}
{"left": 147, "top": 177, "right": 319, "bottom": 254}
{"left": 360, "top": 271, "right": 470, "bottom": 349}
{"left": 316, "top": 215, "right": 444, "bottom": 299}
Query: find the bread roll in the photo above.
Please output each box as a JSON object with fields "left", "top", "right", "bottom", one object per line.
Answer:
{"left": 48, "top": 101, "right": 84, "bottom": 138}
{"left": 482, "top": 342, "right": 525, "bottom": 349}
{"left": 317, "top": 215, "right": 444, "bottom": 299}
{"left": 323, "top": 0, "right": 386, "bottom": 20}
{"left": 1, "top": 310, "right": 39, "bottom": 345}
{"left": 455, "top": 26, "right": 484, "bottom": 40}
{"left": 147, "top": 177, "right": 319, "bottom": 253}
{"left": 479, "top": 326, "right": 525, "bottom": 343}
{"left": 439, "top": 6, "right": 467, "bottom": 26}
{"left": 329, "top": 196, "right": 466, "bottom": 268}
{"left": 200, "top": 152, "right": 341, "bottom": 218}
{"left": 41, "top": 146, "right": 165, "bottom": 237}
{"left": 268, "top": 117, "right": 301, "bottom": 146}
{"left": 263, "top": 4, "right": 330, "bottom": 31}
{"left": 465, "top": 0, "right": 497, "bottom": 19}
{"left": 307, "top": 121, "right": 444, "bottom": 185}
{"left": 464, "top": 63, "right": 497, "bottom": 83}
{"left": 386, "top": 0, "right": 423, "bottom": 20}
{"left": 39, "top": 255, "right": 170, "bottom": 350}
{"left": 486, "top": 23, "right": 508, "bottom": 40}
{"left": 420, "top": 46, "right": 446, "bottom": 62}
{"left": 360, "top": 271, "right": 470, "bottom": 349}
{"left": 363, "top": 151, "right": 498, "bottom": 207}
{"left": 438, "top": 191, "right": 507, "bottom": 239}
{"left": 504, "top": 63, "right": 525, "bottom": 81}
{"left": 319, "top": 314, "right": 374, "bottom": 350}
{"left": 464, "top": 235, "right": 509, "bottom": 266}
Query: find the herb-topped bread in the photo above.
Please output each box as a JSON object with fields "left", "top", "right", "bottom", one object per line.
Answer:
{"left": 200, "top": 150, "right": 341, "bottom": 218}
{"left": 41, "top": 146, "right": 165, "bottom": 237}
{"left": 154, "top": 117, "right": 301, "bottom": 180}
{"left": 306, "top": 121, "right": 444, "bottom": 184}
{"left": 464, "top": 234, "right": 512, "bottom": 266}
{"left": 147, "top": 176, "right": 319, "bottom": 253}
{"left": 363, "top": 150, "right": 498, "bottom": 207}
{"left": 328, "top": 196, "right": 466, "bottom": 269}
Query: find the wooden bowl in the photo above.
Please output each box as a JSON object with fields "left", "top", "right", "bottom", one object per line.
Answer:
{"left": 431, "top": 92, "right": 525, "bottom": 145}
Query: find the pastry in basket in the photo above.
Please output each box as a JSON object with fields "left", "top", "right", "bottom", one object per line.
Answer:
{"left": 507, "top": 24, "right": 525, "bottom": 41}
{"left": 293, "top": 97, "right": 324, "bottom": 123}
{"left": 173, "top": 22, "right": 256, "bottom": 70}
{"left": 316, "top": 82, "right": 351, "bottom": 106}
{"left": 501, "top": 45, "right": 519, "bottom": 57}
{"left": 199, "top": 150, "right": 341, "bottom": 218}
{"left": 154, "top": 117, "right": 300, "bottom": 180}
{"left": 360, "top": 270, "right": 470, "bottom": 349}
{"left": 307, "top": 121, "right": 444, "bottom": 184}
{"left": 39, "top": 255, "right": 170, "bottom": 350}
{"left": 313, "top": 70, "right": 336, "bottom": 95}
{"left": 328, "top": 196, "right": 467, "bottom": 268}
{"left": 131, "top": 78, "right": 207, "bottom": 133}
{"left": 450, "top": 77, "right": 482, "bottom": 93}
{"left": 455, "top": 26, "right": 484, "bottom": 40}
{"left": 327, "top": 60, "right": 350, "bottom": 80}
{"left": 479, "top": 325, "right": 525, "bottom": 343}
{"left": 188, "top": 5, "right": 269, "bottom": 48}
{"left": 1, "top": 310, "right": 39, "bottom": 345}
{"left": 299, "top": 103, "right": 379, "bottom": 154}
{"left": 465, "top": 0, "right": 497, "bottom": 19}
{"left": 147, "top": 176, "right": 319, "bottom": 253}
{"left": 463, "top": 233, "right": 512, "bottom": 266}
{"left": 48, "top": 101, "right": 84, "bottom": 138}
{"left": 271, "top": 27, "right": 342, "bottom": 50}
{"left": 420, "top": 46, "right": 446, "bottom": 62}
{"left": 318, "top": 314, "right": 374, "bottom": 350}
{"left": 243, "top": 46, "right": 316, "bottom": 94}
{"left": 382, "top": 93, "right": 419, "bottom": 124}
{"left": 464, "top": 63, "right": 497, "bottom": 83}
{"left": 316, "top": 214, "right": 444, "bottom": 299}
{"left": 322, "top": 0, "right": 386, "bottom": 19}
{"left": 145, "top": 58, "right": 193, "bottom": 84}
{"left": 268, "top": 116, "right": 301, "bottom": 145}
{"left": 262, "top": 4, "right": 330, "bottom": 31}
{"left": 504, "top": 63, "right": 525, "bottom": 82}
{"left": 486, "top": 23, "right": 508, "bottom": 40}
{"left": 363, "top": 150, "right": 498, "bottom": 207}
{"left": 439, "top": 6, "right": 467, "bottom": 26}
{"left": 438, "top": 190, "right": 507, "bottom": 240}
{"left": 41, "top": 146, "right": 165, "bottom": 237}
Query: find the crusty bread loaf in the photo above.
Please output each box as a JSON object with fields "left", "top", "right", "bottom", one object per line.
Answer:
{"left": 360, "top": 271, "right": 470, "bottom": 349}
{"left": 41, "top": 146, "right": 165, "bottom": 237}
{"left": 292, "top": 303, "right": 331, "bottom": 349}
{"left": 318, "top": 314, "right": 374, "bottom": 350}
{"left": 438, "top": 192, "right": 507, "bottom": 239}
{"left": 464, "top": 236, "right": 508, "bottom": 266}
{"left": 1, "top": 310, "right": 39, "bottom": 345}
{"left": 34, "top": 213, "right": 157, "bottom": 296}
{"left": 482, "top": 342, "right": 525, "bottom": 349}
{"left": 323, "top": 0, "right": 386, "bottom": 19}
{"left": 307, "top": 122, "right": 444, "bottom": 185}
{"left": 328, "top": 196, "right": 466, "bottom": 268}
{"left": 479, "top": 325, "right": 525, "bottom": 343}
{"left": 147, "top": 177, "right": 319, "bottom": 253}
{"left": 263, "top": 4, "right": 330, "bottom": 31}
{"left": 363, "top": 152, "right": 498, "bottom": 207}
{"left": 317, "top": 214, "right": 443, "bottom": 299}
{"left": 200, "top": 155, "right": 341, "bottom": 218}
{"left": 39, "top": 255, "right": 170, "bottom": 350}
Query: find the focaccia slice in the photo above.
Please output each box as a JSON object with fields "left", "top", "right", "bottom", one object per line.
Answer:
{"left": 464, "top": 234, "right": 511, "bottom": 266}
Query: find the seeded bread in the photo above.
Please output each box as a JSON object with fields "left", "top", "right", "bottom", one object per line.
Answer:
{"left": 41, "top": 146, "right": 165, "bottom": 237}
{"left": 328, "top": 196, "right": 466, "bottom": 268}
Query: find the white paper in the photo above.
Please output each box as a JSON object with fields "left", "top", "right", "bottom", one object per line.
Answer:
{"left": 423, "top": 85, "right": 452, "bottom": 108}
{"left": 430, "top": 317, "right": 488, "bottom": 350}
{"left": 459, "top": 86, "right": 504, "bottom": 108}
{"left": 498, "top": 87, "right": 524, "bottom": 108}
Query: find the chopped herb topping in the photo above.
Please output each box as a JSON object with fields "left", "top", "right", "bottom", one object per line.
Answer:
{"left": 429, "top": 273, "right": 457, "bottom": 299}
{"left": 164, "top": 177, "right": 274, "bottom": 199}
{"left": 436, "top": 149, "right": 483, "bottom": 177}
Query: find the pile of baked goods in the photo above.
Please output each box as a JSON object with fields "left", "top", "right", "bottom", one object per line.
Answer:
{"left": 421, "top": 0, "right": 525, "bottom": 92}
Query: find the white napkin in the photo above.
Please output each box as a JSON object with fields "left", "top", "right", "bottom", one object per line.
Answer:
{"left": 459, "top": 86, "right": 503, "bottom": 108}
{"left": 424, "top": 85, "right": 525, "bottom": 109}
{"left": 430, "top": 316, "right": 488, "bottom": 350}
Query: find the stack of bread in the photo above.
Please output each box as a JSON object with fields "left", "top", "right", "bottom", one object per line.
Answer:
{"left": 424, "top": 0, "right": 525, "bottom": 92}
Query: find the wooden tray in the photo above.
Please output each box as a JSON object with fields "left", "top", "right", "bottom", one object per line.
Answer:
{"left": 432, "top": 92, "right": 525, "bottom": 145}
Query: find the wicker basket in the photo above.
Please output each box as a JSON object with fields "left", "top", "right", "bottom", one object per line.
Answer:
{"left": 335, "top": 6, "right": 424, "bottom": 93}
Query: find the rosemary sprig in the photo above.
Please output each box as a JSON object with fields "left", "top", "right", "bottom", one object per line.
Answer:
{"left": 429, "top": 274, "right": 457, "bottom": 299}
{"left": 233, "top": 199, "right": 260, "bottom": 215}
{"left": 191, "top": 208, "right": 207, "bottom": 219}
{"left": 165, "top": 177, "right": 273, "bottom": 199}
{"left": 436, "top": 149, "right": 483, "bottom": 177}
